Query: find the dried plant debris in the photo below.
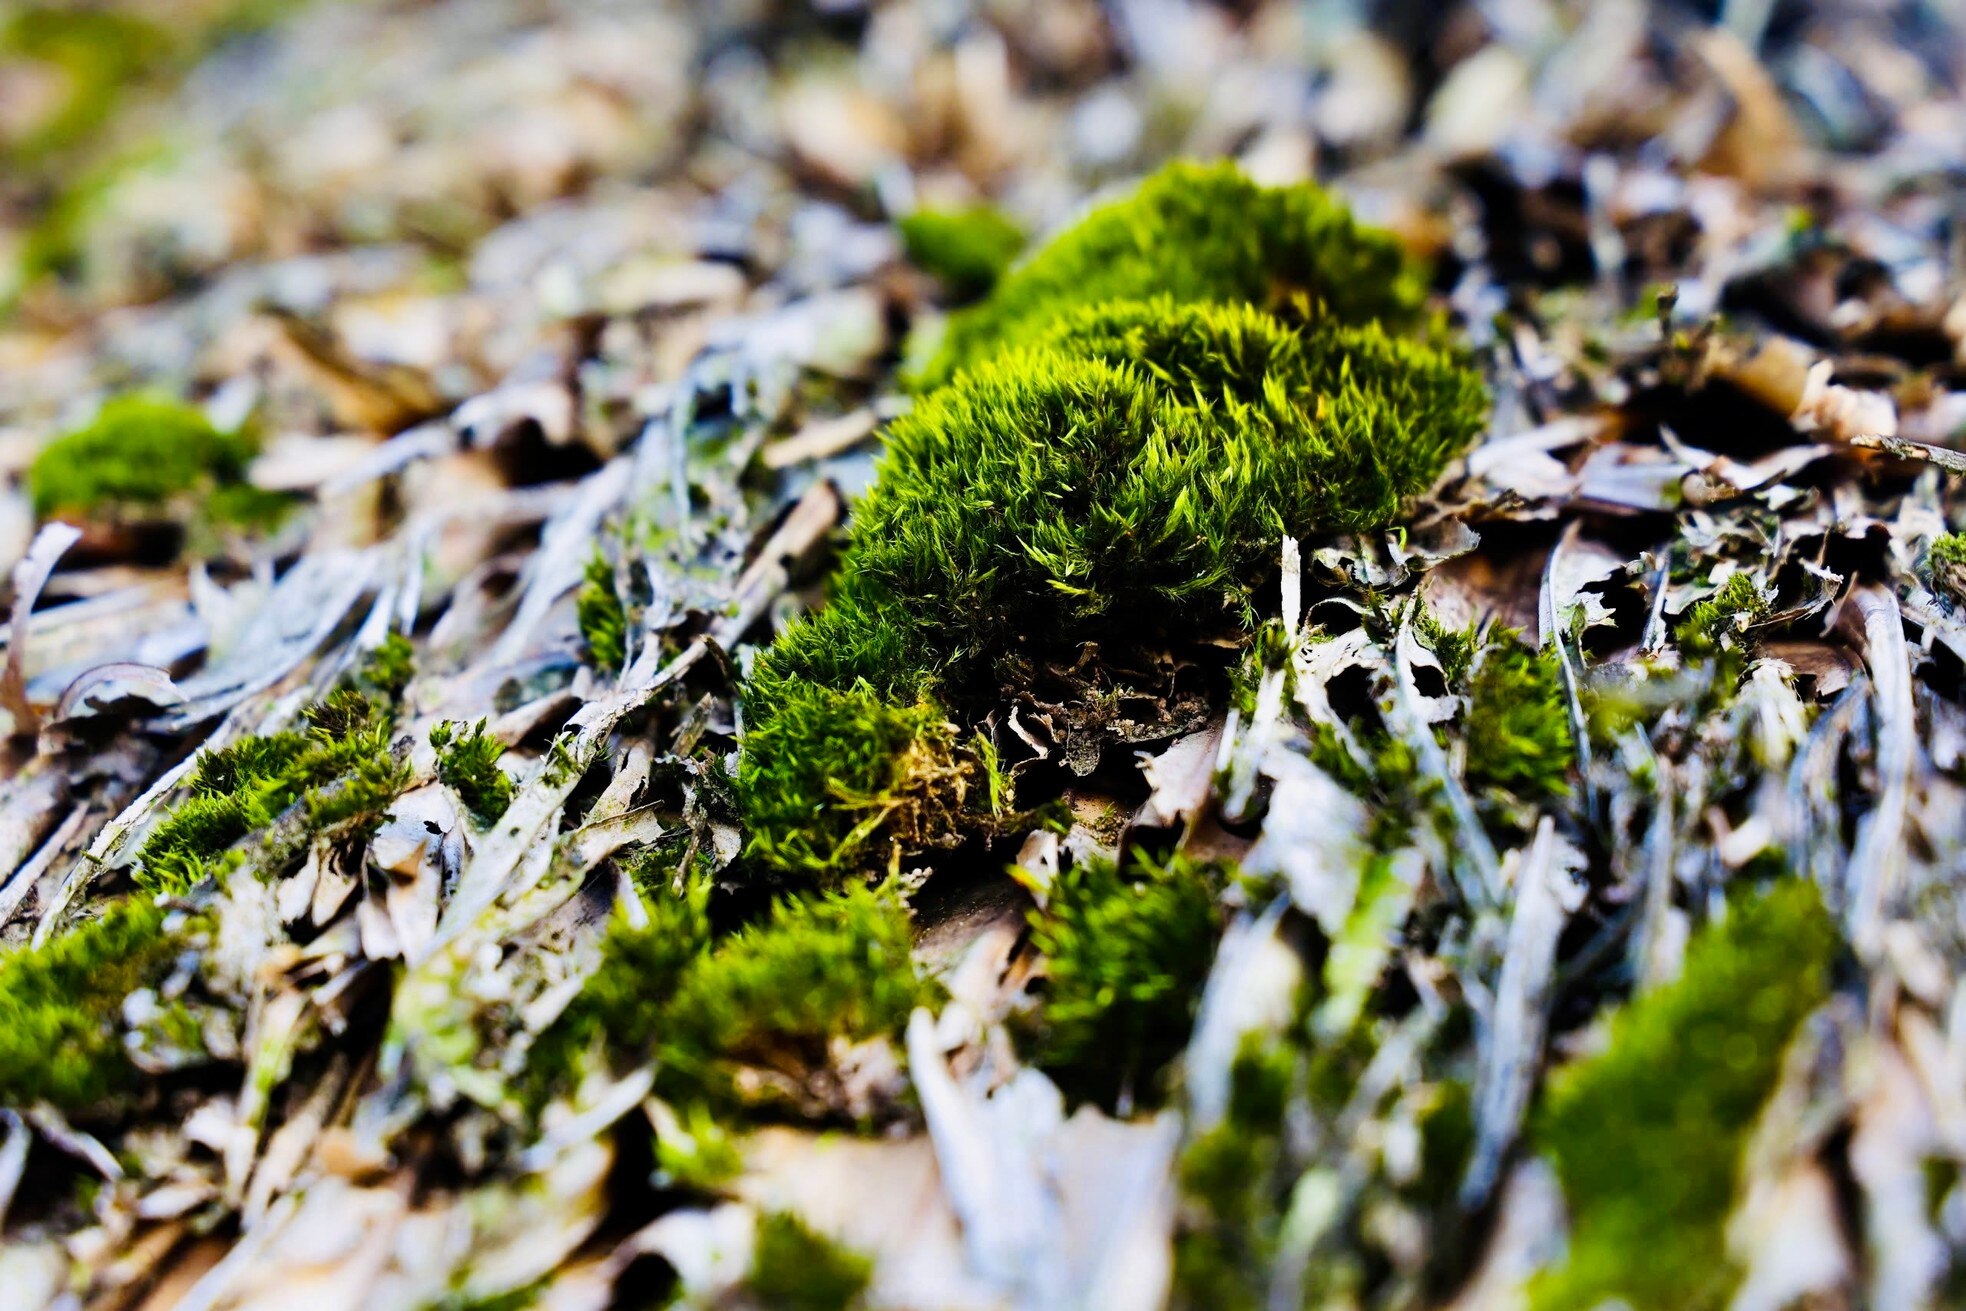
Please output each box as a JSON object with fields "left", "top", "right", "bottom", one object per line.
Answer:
{"left": 6, "top": 2, "right": 1966, "bottom": 1309}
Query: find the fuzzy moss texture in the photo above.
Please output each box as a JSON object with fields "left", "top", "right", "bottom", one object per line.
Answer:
{"left": 739, "top": 161, "right": 1489, "bottom": 884}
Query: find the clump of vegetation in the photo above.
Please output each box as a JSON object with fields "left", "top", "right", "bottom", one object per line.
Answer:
{"left": 1930, "top": 532, "right": 1966, "bottom": 602}
{"left": 530, "top": 882, "right": 933, "bottom": 1123}
{"left": 1463, "top": 633, "right": 1574, "bottom": 801}
{"left": 1676, "top": 572, "right": 1769, "bottom": 659}
{"left": 431, "top": 719, "right": 514, "bottom": 826}
{"left": 914, "top": 160, "right": 1423, "bottom": 389}
{"left": 740, "top": 162, "right": 1484, "bottom": 887}
{"left": 899, "top": 204, "right": 1024, "bottom": 302}
{"left": 0, "top": 899, "right": 199, "bottom": 1113}
{"left": 748, "top": 1210, "right": 874, "bottom": 1311}
{"left": 576, "top": 548, "right": 628, "bottom": 674}
{"left": 1531, "top": 878, "right": 1836, "bottom": 1311}
{"left": 137, "top": 686, "right": 408, "bottom": 894}
{"left": 29, "top": 393, "right": 285, "bottom": 531}
{"left": 736, "top": 682, "right": 986, "bottom": 881}
{"left": 1174, "top": 1037, "right": 1301, "bottom": 1310}
{"left": 1022, "top": 851, "right": 1225, "bottom": 1109}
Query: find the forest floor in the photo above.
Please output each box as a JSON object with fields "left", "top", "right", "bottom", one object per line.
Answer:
{"left": 3, "top": 2, "right": 1966, "bottom": 1310}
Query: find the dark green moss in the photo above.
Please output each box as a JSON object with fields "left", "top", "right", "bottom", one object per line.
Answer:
{"left": 29, "top": 394, "right": 259, "bottom": 522}
{"left": 915, "top": 160, "right": 1423, "bottom": 390}
{"left": 1022, "top": 851, "right": 1225, "bottom": 1109}
{"left": 431, "top": 719, "right": 514, "bottom": 826}
{"left": 1172, "top": 1035, "right": 1297, "bottom": 1311}
{"left": 577, "top": 549, "right": 627, "bottom": 674}
{"left": 1464, "top": 633, "right": 1573, "bottom": 801}
{"left": 899, "top": 205, "right": 1024, "bottom": 303}
{"left": 0, "top": 899, "right": 194, "bottom": 1113}
{"left": 1531, "top": 878, "right": 1836, "bottom": 1311}
{"left": 748, "top": 1211, "right": 872, "bottom": 1311}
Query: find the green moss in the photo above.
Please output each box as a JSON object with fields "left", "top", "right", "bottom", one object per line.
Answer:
{"left": 29, "top": 394, "right": 258, "bottom": 521}
{"left": 915, "top": 160, "right": 1423, "bottom": 389}
{"left": 431, "top": 720, "right": 514, "bottom": 826}
{"left": 1463, "top": 633, "right": 1573, "bottom": 801}
{"left": 0, "top": 899, "right": 194, "bottom": 1113}
{"left": 741, "top": 164, "right": 1483, "bottom": 889}
{"left": 1931, "top": 532, "right": 1966, "bottom": 602}
{"left": 748, "top": 1211, "right": 873, "bottom": 1311}
{"left": 1531, "top": 878, "right": 1836, "bottom": 1311}
{"left": 899, "top": 205, "right": 1024, "bottom": 303}
{"left": 736, "top": 681, "right": 981, "bottom": 882}
{"left": 137, "top": 689, "right": 406, "bottom": 894}
{"left": 1172, "top": 1035, "right": 1297, "bottom": 1311}
{"left": 576, "top": 549, "right": 627, "bottom": 674}
{"left": 355, "top": 632, "right": 417, "bottom": 703}
{"left": 655, "top": 883, "right": 936, "bottom": 1118}
{"left": 0, "top": 7, "right": 175, "bottom": 166}
{"left": 1676, "top": 573, "right": 1770, "bottom": 659}
{"left": 1022, "top": 851, "right": 1224, "bottom": 1109}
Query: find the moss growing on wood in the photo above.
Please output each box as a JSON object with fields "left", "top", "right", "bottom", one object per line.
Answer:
{"left": 1021, "top": 850, "right": 1225, "bottom": 1109}
{"left": 27, "top": 393, "right": 277, "bottom": 527}
{"left": 431, "top": 719, "right": 514, "bottom": 826}
{"left": 1531, "top": 878, "right": 1836, "bottom": 1311}
{"left": 898, "top": 205, "right": 1024, "bottom": 303}
{"left": 0, "top": 898, "right": 196, "bottom": 1113}
{"left": 915, "top": 160, "right": 1423, "bottom": 389}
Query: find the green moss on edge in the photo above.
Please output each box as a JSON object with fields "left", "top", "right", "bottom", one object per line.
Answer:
{"left": 1531, "top": 878, "right": 1836, "bottom": 1311}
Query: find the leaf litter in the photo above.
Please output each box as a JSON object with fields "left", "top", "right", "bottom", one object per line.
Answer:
{"left": 2, "top": 2, "right": 1966, "bottom": 1310}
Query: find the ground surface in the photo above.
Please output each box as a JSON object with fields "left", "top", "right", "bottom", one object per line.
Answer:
{"left": 2, "top": 2, "right": 1966, "bottom": 1310}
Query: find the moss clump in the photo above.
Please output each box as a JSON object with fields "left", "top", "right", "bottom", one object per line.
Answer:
{"left": 1022, "top": 851, "right": 1225, "bottom": 1109}
{"left": 741, "top": 164, "right": 1484, "bottom": 888}
{"left": 915, "top": 160, "right": 1423, "bottom": 389}
{"left": 137, "top": 688, "right": 406, "bottom": 894}
{"left": 1676, "top": 573, "right": 1769, "bottom": 659}
{"left": 899, "top": 205, "right": 1024, "bottom": 303}
{"left": 656, "top": 883, "right": 935, "bottom": 1118}
{"left": 1931, "top": 532, "right": 1966, "bottom": 602}
{"left": 748, "top": 1211, "right": 873, "bottom": 1311}
{"left": 576, "top": 548, "right": 627, "bottom": 674}
{"left": 1531, "top": 878, "right": 1836, "bottom": 1311}
{"left": 736, "top": 681, "right": 988, "bottom": 881}
{"left": 28, "top": 394, "right": 274, "bottom": 526}
{"left": 431, "top": 720, "right": 514, "bottom": 827}
{"left": 1464, "top": 633, "right": 1573, "bottom": 801}
{"left": 1173, "top": 1036, "right": 1299, "bottom": 1311}
{"left": 0, "top": 899, "right": 193, "bottom": 1112}
{"left": 532, "top": 882, "right": 933, "bottom": 1123}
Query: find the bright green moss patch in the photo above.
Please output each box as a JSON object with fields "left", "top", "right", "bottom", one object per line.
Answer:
{"left": 1531, "top": 878, "right": 1836, "bottom": 1311}
{"left": 736, "top": 681, "right": 985, "bottom": 881}
{"left": 741, "top": 161, "right": 1484, "bottom": 886}
{"left": 0, "top": 898, "right": 194, "bottom": 1113}
{"left": 1464, "top": 633, "right": 1573, "bottom": 801}
{"left": 431, "top": 720, "right": 514, "bottom": 826}
{"left": 28, "top": 394, "right": 267, "bottom": 524}
{"left": 1676, "top": 573, "right": 1770, "bottom": 659}
{"left": 899, "top": 205, "right": 1024, "bottom": 303}
{"left": 915, "top": 160, "right": 1423, "bottom": 389}
{"left": 656, "top": 882, "right": 935, "bottom": 1118}
{"left": 532, "top": 882, "right": 933, "bottom": 1123}
{"left": 1022, "top": 851, "right": 1225, "bottom": 1109}
{"left": 137, "top": 687, "right": 407, "bottom": 894}
{"left": 576, "top": 549, "right": 627, "bottom": 674}
{"left": 748, "top": 1210, "right": 873, "bottom": 1311}
{"left": 1931, "top": 532, "right": 1966, "bottom": 602}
